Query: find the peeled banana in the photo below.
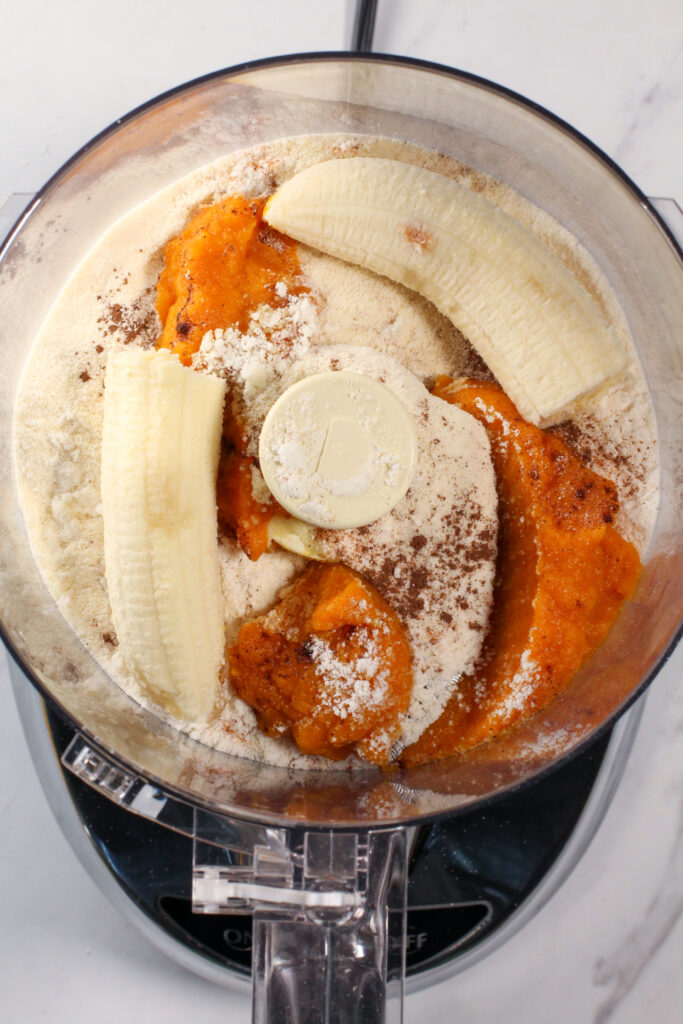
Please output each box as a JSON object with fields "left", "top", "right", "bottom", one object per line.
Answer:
{"left": 101, "top": 348, "right": 226, "bottom": 720}
{"left": 264, "top": 158, "right": 625, "bottom": 424}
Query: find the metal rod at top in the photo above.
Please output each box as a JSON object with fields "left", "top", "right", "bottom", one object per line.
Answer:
{"left": 350, "top": 0, "right": 378, "bottom": 52}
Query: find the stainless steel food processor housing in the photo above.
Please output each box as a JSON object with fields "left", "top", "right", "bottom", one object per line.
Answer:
{"left": 0, "top": 55, "right": 681, "bottom": 1021}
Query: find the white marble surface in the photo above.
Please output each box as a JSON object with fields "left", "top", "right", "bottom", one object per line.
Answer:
{"left": 0, "top": 1, "right": 681, "bottom": 1022}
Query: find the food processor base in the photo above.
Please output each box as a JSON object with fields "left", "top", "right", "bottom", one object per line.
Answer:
{"left": 10, "top": 662, "right": 644, "bottom": 993}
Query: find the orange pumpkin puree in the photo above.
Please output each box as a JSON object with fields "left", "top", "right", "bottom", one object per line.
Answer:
{"left": 402, "top": 378, "right": 641, "bottom": 767}
{"left": 216, "top": 414, "right": 281, "bottom": 561}
{"left": 155, "top": 195, "right": 307, "bottom": 557}
{"left": 229, "top": 564, "right": 413, "bottom": 765}
{"left": 156, "top": 194, "right": 307, "bottom": 363}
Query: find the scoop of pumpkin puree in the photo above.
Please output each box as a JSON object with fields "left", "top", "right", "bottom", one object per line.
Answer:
{"left": 229, "top": 564, "right": 413, "bottom": 765}
{"left": 401, "top": 379, "right": 641, "bottom": 767}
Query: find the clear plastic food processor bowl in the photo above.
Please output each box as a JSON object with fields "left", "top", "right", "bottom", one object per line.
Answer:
{"left": 0, "top": 57, "right": 681, "bottom": 1023}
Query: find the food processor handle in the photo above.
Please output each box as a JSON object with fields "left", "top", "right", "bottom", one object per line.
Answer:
{"left": 192, "top": 825, "right": 409, "bottom": 1023}
{"left": 250, "top": 828, "right": 407, "bottom": 1024}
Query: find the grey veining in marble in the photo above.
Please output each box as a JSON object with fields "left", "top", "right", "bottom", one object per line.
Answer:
{"left": 592, "top": 705, "right": 683, "bottom": 1024}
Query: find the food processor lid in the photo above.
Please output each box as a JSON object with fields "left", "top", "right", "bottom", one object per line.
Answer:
{"left": 0, "top": 55, "right": 681, "bottom": 828}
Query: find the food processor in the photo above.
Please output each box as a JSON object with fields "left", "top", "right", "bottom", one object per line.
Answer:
{"left": 1, "top": 52, "right": 681, "bottom": 1024}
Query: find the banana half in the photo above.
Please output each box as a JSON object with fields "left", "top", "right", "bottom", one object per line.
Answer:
{"left": 101, "top": 348, "right": 226, "bottom": 720}
{"left": 264, "top": 157, "right": 626, "bottom": 425}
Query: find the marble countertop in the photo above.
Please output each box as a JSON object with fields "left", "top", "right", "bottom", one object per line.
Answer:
{"left": 1, "top": 2, "right": 681, "bottom": 1022}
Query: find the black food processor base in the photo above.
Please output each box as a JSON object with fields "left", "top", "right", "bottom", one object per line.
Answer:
{"left": 43, "top": 703, "right": 615, "bottom": 982}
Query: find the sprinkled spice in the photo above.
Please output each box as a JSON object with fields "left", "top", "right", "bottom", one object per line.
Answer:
{"left": 97, "top": 288, "right": 158, "bottom": 347}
